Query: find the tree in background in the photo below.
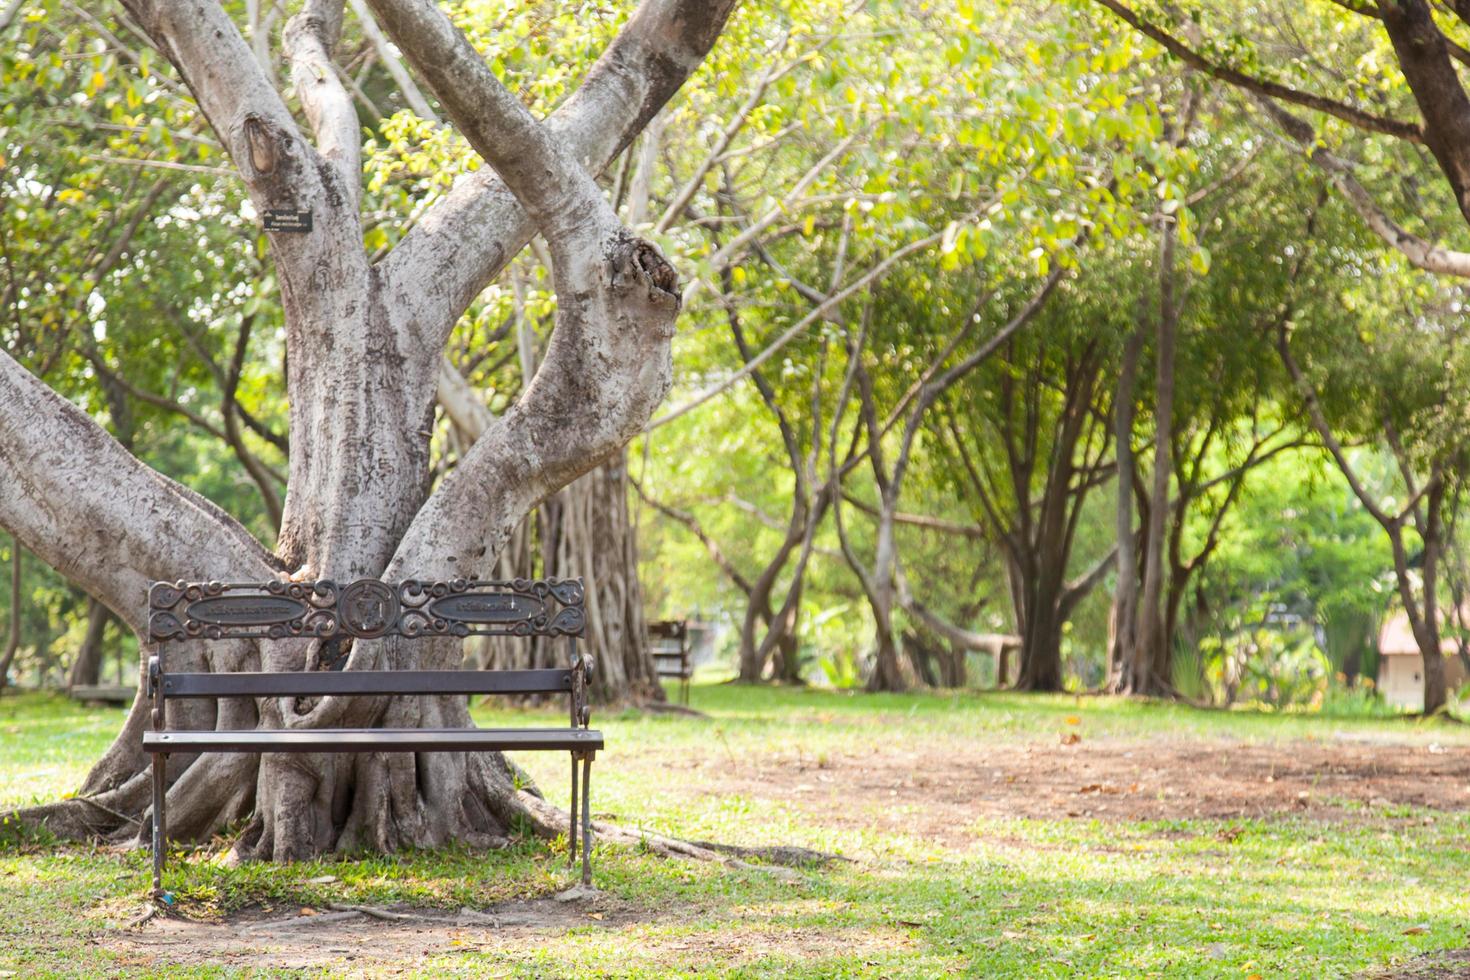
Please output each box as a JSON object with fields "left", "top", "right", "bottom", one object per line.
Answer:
{"left": 1088, "top": 0, "right": 1470, "bottom": 714}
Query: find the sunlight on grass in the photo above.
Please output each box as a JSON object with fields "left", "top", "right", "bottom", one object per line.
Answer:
{"left": 1, "top": 685, "right": 1466, "bottom": 976}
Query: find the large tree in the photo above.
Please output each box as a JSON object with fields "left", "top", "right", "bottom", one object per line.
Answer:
{"left": 1, "top": 0, "right": 735, "bottom": 859}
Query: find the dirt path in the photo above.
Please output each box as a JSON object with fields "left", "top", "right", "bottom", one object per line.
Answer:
{"left": 96, "top": 898, "right": 608, "bottom": 971}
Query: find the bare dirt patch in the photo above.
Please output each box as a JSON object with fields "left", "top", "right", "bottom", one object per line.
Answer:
{"left": 1374, "top": 947, "right": 1470, "bottom": 978}
{"left": 96, "top": 892, "right": 912, "bottom": 975}
{"left": 641, "top": 734, "right": 1470, "bottom": 844}
{"left": 95, "top": 894, "right": 636, "bottom": 972}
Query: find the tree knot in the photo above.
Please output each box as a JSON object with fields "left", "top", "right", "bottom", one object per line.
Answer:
{"left": 609, "top": 236, "right": 681, "bottom": 314}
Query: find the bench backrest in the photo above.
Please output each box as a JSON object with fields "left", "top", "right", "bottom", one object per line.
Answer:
{"left": 145, "top": 577, "right": 588, "bottom": 705}
{"left": 149, "top": 578, "right": 585, "bottom": 643}
{"left": 647, "top": 619, "right": 687, "bottom": 642}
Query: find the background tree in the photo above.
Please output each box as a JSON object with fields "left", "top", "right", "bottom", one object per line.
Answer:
{"left": 1087, "top": 0, "right": 1470, "bottom": 713}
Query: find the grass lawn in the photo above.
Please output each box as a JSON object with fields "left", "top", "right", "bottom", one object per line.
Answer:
{"left": 2, "top": 684, "right": 1469, "bottom": 977}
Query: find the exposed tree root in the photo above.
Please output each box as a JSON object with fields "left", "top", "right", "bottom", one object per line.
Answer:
{"left": 639, "top": 701, "right": 708, "bottom": 719}
{"left": 687, "top": 840, "right": 853, "bottom": 868}
{"left": 4, "top": 762, "right": 834, "bottom": 886}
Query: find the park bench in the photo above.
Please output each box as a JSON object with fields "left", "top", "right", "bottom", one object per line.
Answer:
{"left": 648, "top": 619, "right": 692, "bottom": 705}
{"left": 143, "top": 576, "right": 600, "bottom": 898}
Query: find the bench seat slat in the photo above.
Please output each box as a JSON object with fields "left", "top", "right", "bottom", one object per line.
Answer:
{"left": 143, "top": 727, "right": 603, "bottom": 753}
{"left": 160, "top": 669, "right": 572, "bottom": 699}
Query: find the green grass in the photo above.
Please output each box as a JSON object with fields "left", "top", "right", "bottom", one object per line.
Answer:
{"left": 1, "top": 684, "right": 1467, "bottom": 977}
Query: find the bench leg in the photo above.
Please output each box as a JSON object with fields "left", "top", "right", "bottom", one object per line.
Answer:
{"left": 580, "top": 755, "right": 593, "bottom": 886}
{"left": 567, "top": 754, "right": 578, "bottom": 869}
{"left": 150, "top": 752, "right": 166, "bottom": 899}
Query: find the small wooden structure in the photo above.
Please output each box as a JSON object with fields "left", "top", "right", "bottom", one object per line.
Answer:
{"left": 648, "top": 619, "right": 692, "bottom": 704}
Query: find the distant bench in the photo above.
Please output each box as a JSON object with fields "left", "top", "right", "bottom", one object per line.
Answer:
{"left": 144, "top": 577, "right": 599, "bottom": 898}
{"left": 648, "top": 619, "right": 692, "bottom": 705}
{"left": 69, "top": 684, "right": 134, "bottom": 705}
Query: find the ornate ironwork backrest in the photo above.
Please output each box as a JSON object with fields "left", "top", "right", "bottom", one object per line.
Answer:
{"left": 148, "top": 578, "right": 586, "bottom": 644}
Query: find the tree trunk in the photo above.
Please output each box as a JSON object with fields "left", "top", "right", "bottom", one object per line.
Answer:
{"left": 738, "top": 491, "right": 828, "bottom": 684}
{"left": 1412, "top": 490, "right": 1449, "bottom": 715}
{"left": 864, "top": 503, "right": 911, "bottom": 692}
{"left": 0, "top": 537, "right": 19, "bottom": 693}
{"left": 1108, "top": 321, "right": 1145, "bottom": 689}
{"left": 737, "top": 513, "right": 804, "bottom": 683}
{"left": 1122, "top": 219, "right": 1177, "bottom": 696}
{"left": 866, "top": 606, "right": 908, "bottom": 692}
{"left": 66, "top": 598, "right": 111, "bottom": 690}
{"left": 537, "top": 456, "right": 661, "bottom": 704}
{"left": 1015, "top": 564, "right": 1066, "bottom": 691}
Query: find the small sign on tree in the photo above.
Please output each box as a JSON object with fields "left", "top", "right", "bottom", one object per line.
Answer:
{"left": 262, "top": 209, "right": 312, "bottom": 233}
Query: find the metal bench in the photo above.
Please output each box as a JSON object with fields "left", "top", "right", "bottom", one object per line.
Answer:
{"left": 648, "top": 619, "right": 692, "bottom": 705}
{"left": 144, "top": 576, "right": 600, "bottom": 898}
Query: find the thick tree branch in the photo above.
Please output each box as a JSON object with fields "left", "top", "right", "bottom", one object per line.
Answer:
{"left": 377, "top": 0, "right": 741, "bottom": 347}
{"left": 374, "top": 5, "right": 717, "bottom": 578}
{"left": 283, "top": 0, "right": 362, "bottom": 210}
{"left": 1257, "top": 97, "right": 1470, "bottom": 277}
{"left": 1090, "top": 0, "right": 1424, "bottom": 143}
{"left": 118, "top": 0, "right": 348, "bottom": 247}
{"left": 0, "top": 352, "right": 281, "bottom": 630}
{"left": 364, "top": 0, "right": 612, "bottom": 246}
{"left": 1376, "top": 0, "right": 1470, "bottom": 224}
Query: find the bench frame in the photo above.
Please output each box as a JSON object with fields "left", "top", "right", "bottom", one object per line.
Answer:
{"left": 648, "top": 619, "right": 692, "bottom": 705}
{"left": 145, "top": 577, "right": 598, "bottom": 898}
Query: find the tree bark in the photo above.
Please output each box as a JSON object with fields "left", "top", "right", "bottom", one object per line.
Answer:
{"left": 1108, "top": 320, "right": 1145, "bottom": 688}
{"left": 66, "top": 598, "right": 111, "bottom": 690}
{"left": 537, "top": 458, "right": 661, "bottom": 704}
{"left": 1135, "top": 219, "right": 1178, "bottom": 694}
{"left": 440, "top": 362, "right": 661, "bottom": 705}
{"left": 0, "top": 537, "right": 19, "bottom": 693}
